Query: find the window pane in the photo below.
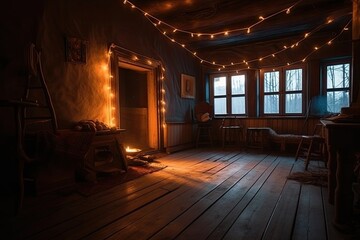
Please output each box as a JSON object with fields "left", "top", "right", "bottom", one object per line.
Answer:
{"left": 286, "top": 69, "right": 302, "bottom": 91}
{"left": 214, "top": 97, "right": 227, "bottom": 114}
{"left": 285, "top": 93, "right": 302, "bottom": 113}
{"left": 231, "top": 75, "right": 245, "bottom": 94}
{"left": 231, "top": 96, "right": 245, "bottom": 114}
{"left": 264, "top": 94, "right": 279, "bottom": 113}
{"left": 327, "top": 64, "right": 350, "bottom": 89}
{"left": 214, "top": 76, "right": 226, "bottom": 96}
{"left": 264, "top": 71, "right": 279, "bottom": 93}
{"left": 327, "top": 91, "right": 349, "bottom": 113}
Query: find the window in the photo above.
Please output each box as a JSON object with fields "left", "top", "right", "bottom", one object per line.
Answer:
{"left": 261, "top": 66, "right": 304, "bottom": 115}
{"left": 323, "top": 62, "right": 350, "bottom": 113}
{"left": 211, "top": 73, "right": 246, "bottom": 116}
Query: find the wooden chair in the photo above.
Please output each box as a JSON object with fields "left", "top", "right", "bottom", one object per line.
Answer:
{"left": 194, "top": 102, "right": 213, "bottom": 147}
{"left": 295, "top": 123, "right": 327, "bottom": 170}
{"left": 220, "top": 117, "right": 244, "bottom": 148}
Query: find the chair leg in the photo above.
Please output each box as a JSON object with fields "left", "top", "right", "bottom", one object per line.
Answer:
{"left": 196, "top": 128, "right": 200, "bottom": 148}
{"left": 222, "top": 128, "right": 225, "bottom": 149}
{"left": 208, "top": 128, "right": 213, "bottom": 146}
{"left": 305, "top": 139, "right": 314, "bottom": 170}
{"left": 295, "top": 138, "right": 304, "bottom": 161}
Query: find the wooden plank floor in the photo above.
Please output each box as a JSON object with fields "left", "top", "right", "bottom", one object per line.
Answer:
{"left": 11, "top": 148, "right": 360, "bottom": 240}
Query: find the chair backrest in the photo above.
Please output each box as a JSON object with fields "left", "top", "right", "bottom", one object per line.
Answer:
{"left": 220, "top": 117, "right": 242, "bottom": 128}
{"left": 194, "top": 101, "right": 212, "bottom": 122}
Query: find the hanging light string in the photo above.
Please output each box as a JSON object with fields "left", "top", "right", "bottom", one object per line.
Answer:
{"left": 158, "top": 14, "right": 351, "bottom": 70}
{"left": 107, "top": 44, "right": 167, "bottom": 129}
{"left": 241, "top": 17, "right": 352, "bottom": 68}
{"left": 122, "top": 0, "right": 351, "bottom": 70}
{"left": 123, "top": 0, "right": 304, "bottom": 37}
{"left": 222, "top": 18, "right": 352, "bottom": 72}
{"left": 285, "top": 19, "right": 352, "bottom": 66}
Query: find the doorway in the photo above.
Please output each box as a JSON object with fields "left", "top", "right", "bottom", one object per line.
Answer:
{"left": 118, "top": 66, "right": 149, "bottom": 150}
{"left": 110, "top": 45, "right": 163, "bottom": 152}
{"left": 112, "top": 60, "right": 161, "bottom": 154}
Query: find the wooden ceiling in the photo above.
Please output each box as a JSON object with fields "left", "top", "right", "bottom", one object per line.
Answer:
{"left": 130, "top": 0, "right": 353, "bottom": 70}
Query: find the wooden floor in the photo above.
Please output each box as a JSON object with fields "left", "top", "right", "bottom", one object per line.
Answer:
{"left": 11, "top": 148, "right": 360, "bottom": 239}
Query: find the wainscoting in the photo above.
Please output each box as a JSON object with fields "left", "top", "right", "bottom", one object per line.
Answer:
{"left": 164, "top": 118, "right": 321, "bottom": 153}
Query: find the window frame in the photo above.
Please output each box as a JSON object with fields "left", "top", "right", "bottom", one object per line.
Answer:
{"left": 210, "top": 72, "right": 247, "bottom": 117}
{"left": 260, "top": 64, "right": 306, "bottom": 116}
{"left": 321, "top": 58, "right": 351, "bottom": 114}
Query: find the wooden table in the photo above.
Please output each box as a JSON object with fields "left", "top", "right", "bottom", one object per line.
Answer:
{"left": 320, "top": 119, "right": 360, "bottom": 231}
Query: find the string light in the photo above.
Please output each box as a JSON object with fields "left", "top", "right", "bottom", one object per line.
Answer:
{"left": 122, "top": 0, "right": 352, "bottom": 71}
{"left": 123, "top": 0, "right": 304, "bottom": 38}
{"left": 107, "top": 45, "right": 115, "bottom": 127}
{"left": 107, "top": 44, "right": 168, "bottom": 129}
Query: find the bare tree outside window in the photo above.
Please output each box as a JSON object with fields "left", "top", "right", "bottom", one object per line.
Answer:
{"left": 285, "top": 69, "right": 302, "bottom": 113}
{"left": 212, "top": 74, "right": 246, "bottom": 116}
{"left": 263, "top": 67, "right": 304, "bottom": 115}
{"left": 326, "top": 63, "right": 350, "bottom": 113}
{"left": 264, "top": 71, "right": 279, "bottom": 114}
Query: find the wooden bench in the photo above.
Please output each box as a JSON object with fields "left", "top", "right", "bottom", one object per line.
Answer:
{"left": 246, "top": 127, "right": 302, "bottom": 152}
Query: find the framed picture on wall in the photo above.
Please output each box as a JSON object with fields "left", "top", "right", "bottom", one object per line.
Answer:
{"left": 181, "top": 74, "right": 195, "bottom": 99}
{"left": 65, "top": 37, "right": 87, "bottom": 64}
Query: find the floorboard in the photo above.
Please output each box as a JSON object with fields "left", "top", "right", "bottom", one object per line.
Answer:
{"left": 10, "top": 148, "right": 360, "bottom": 240}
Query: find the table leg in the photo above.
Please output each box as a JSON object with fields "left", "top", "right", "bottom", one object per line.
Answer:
{"left": 327, "top": 146, "right": 336, "bottom": 205}
{"left": 333, "top": 148, "right": 356, "bottom": 231}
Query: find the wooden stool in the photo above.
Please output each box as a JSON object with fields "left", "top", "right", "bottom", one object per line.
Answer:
{"left": 220, "top": 118, "right": 244, "bottom": 148}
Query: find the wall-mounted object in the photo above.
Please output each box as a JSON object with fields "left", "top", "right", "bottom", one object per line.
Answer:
{"left": 65, "top": 37, "right": 87, "bottom": 63}
{"left": 181, "top": 74, "right": 195, "bottom": 99}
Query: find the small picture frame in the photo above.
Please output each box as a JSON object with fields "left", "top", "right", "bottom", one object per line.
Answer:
{"left": 181, "top": 74, "right": 195, "bottom": 99}
{"left": 65, "top": 37, "right": 87, "bottom": 63}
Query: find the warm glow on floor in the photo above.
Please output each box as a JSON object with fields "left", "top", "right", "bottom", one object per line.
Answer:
{"left": 126, "top": 146, "right": 141, "bottom": 153}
